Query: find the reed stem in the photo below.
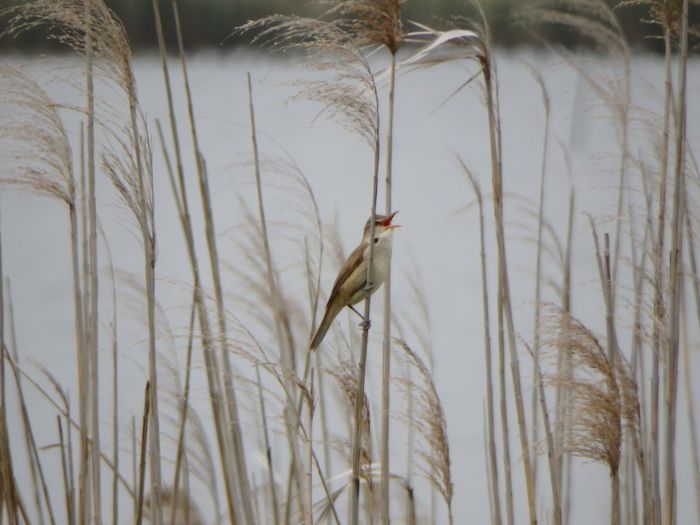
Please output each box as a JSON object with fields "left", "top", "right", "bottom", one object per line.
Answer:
{"left": 480, "top": 43, "right": 537, "bottom": 524}
{"left": 135, "top": 382, "right": 150, "bottom": 525}
{"left": 663, "top": 1, "right": 689, "bottom": 522}
{"left": 350, "top": 75, "right": 381, "bottom": 525}
{"left": 171, "top": 2, "right": 255, "bottom": 518}
{"left": 83, "top": 1, "right": 98, "bottom": 521}
{"left": 380, "top": 48, "right": 397, "bottom": 525}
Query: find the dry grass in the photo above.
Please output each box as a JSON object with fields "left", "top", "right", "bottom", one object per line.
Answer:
{"left": 0, "top": 66, "right": 75, "bottom": 205}
{"left": 1, "top": 1, "right": 699, "bottom": 524}
{"left": 238, "top": 13, "right": 380, "bottom": 147}
{"left": 541, "top": 307, "right": 639, "bottom": 473}
{"left": 394, "top": 338, "right": 454, "bottom": 525}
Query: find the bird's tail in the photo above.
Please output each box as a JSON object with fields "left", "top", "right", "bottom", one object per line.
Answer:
{"left": 309, "top": 301, "right": 342, "bottom": 350}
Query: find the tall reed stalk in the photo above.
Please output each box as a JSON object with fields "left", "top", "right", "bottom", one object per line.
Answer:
{"left": 479, "top": 30, "right": 538, "bottom": 525}
{"left": 598, "top": 232, "right": 622, "bottom": 524}
{"left": 650, "top": 6, "right": 674, "bottom": 517}
{"left": 150, "top": 1, "right": 240, "bottom": 520}
{"left": 83, "top": 1, "right": 97, "bottom": 521}
{"left": 663, "top": 0, "right": 689, "bottom": 522}
{"left": 459, "top": 158, "right": 502, "bottom": 525}
{"left": 169, "top": 0, "right": 256, "bottom": 518}
{"left": 57, "top": 417, "right": 74, "bottom": 525}
{"left": 0, "top": 229, "right": 20, "bottom": 525}
{"left": 247, "top": 69, "right": 309, "bottom": 522}
{"left": 529, "top": 65, "right": 551, "bottom": 493}
{"left": 380, "top": 48, "right": 397, "bottom": 525}
{"left": 627, "top": 171, "right": 652, "bottom": 523}
{"left": 657, "top": 53, "right": 673, "bottom": 525}
{"left": 135, "top": 382, "right": 151, "bottom": 525}
{"left": 350, "top": 84, "right": 381, "bottom": 525}
{"left": 682, "top": 171, "right": 700, "bottom": 517}
{"left": 532, "top": 345, "right": 561, "bottom": 525}
{"left": 117, "top": 33, "right": 163, "bottom": 523}
{"left": 558, "top": 187, "right": 575, "bottom": 523}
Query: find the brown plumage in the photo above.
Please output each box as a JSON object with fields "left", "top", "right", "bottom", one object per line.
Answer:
{"left": 310, "top": 212, "right": 398, "bottom": 349}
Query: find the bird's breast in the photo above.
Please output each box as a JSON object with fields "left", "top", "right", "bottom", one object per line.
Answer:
{"left": 345, "top": 234, "right": 393, "bottom": 306}
{"left": 369, "top": 236, "right": 393, "bottom": 287}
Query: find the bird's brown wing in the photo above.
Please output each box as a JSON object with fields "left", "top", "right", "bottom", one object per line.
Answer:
{"left": 325, "top": 240, "right": 367, "bottom": 308}
{"left": 310, "top": 241, "right": 367, "bottom": 350}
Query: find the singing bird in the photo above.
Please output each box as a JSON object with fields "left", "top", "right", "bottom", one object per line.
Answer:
{"left": 310, "top": 211, "right": 399, "bottom": 350}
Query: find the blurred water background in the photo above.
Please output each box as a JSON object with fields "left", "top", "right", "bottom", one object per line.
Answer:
{"left": 0, "top": 46, "right": 698, "bottom": 523}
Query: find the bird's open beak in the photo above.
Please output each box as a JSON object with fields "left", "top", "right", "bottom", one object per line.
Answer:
{"left": 383, "top": 210, "right": 400, "bottom": 228}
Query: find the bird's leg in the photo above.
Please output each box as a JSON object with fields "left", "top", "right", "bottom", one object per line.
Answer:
{"left": 348, "top": 305, "right": 371, "bottom": 330}
{"left": 348, "top": 305, "right": 364, "bottom": 319}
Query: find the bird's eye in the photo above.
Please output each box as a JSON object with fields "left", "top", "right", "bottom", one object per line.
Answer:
{"left": 374, "top": 237, "right": 379, "bottom": 244}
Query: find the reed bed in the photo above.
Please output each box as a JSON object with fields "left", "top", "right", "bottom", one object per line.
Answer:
{"left": 0, "top": 0, "right": 698, "bottom": 524}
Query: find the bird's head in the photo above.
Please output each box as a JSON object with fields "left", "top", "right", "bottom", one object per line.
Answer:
{"left": 363, "top": 210, "right": 400, "bottom": 240}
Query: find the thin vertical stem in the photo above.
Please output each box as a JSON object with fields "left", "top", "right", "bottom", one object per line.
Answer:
{"left": 150, "top": 0, "right": 238, "bottom": 515}
{"left": 305, "top": 375, "right": 315, "bottom": 525}
{"left": 460, "top": 160, "right": 502, "bottom": 525}
{"left": 534, "top": 356, "right": 561, "bottom": 525}
{"left": 610, "top": 67, "right": 631, "bottom": 317}
{"left": 498, "top": 275, "right": 514, "bottom": 525}
{"left": 663, "top": 1, "right": 688, "bottom": 522}
{"left": 255, "top": 364, "right": 280, "bottom": 525}
{"left": 304, "top": 238, "right": 331, "bottom": 501}
{"left": 629, "top": 168, "right": 654, "bottom": 524}
{"left": 9, "top": 285, "right": 46, "bottom": 523}
{"left": 651, "top": 23, "right": 674, "bottom": 525}
{"left": 611, "top": 470, "right": 620, "bottom": 525}
{"left": 131, "top": 416, "right": 137, "bottom": 523}
{"left": 0, "top": 231, "right": 19, "bottom": 525}
{"left": 681, "top": 271, "right": 700, "bottom": 519}
{"left": 107, "top": 252, "right": 119, "bottom": 525}
{"left": 68, "top": 189, "right": 87, "bottom": 525}
{"left": 125, "top": 62, "right": 162, "bottom": 524}
{"left": 602, "top": 231, "right": 622, "bottom": 525}
{"left": 171, "top": 3, "right": 254, "bottom": 520}
{"left": 530, "top": 67, "right": 550, "bottom": 494}
{"left": 481, "top": 47, "right": 537, "bottom": 524}
{"left": 58, "top": 417, "right": 75, "bottom": 525}
{"left": 557, "top": 188, "right": 575, "bottom": 525}
{"left": 135, "top": 383, "right": 151, "bottom": 525}
{"left": 682, "top": 179, "right": 700, "bottom": 520}
{"left": 247, "top": 71, "right": 306, "bottom": 522}
{"left": 66, "top": 403, "right": 76, "bottom": 525}
{"left": 169, "top": 292, "right": 197, "bottom": 525}
{"left": 380, "top": 49, "right": 396, "bottom": 525}
{"left": 6, "top": 284, "right": 56, "bottom": 525}
{"left": 603, "top": 234, "right": 619, "bottom": 365}
{"left": 351, "top": 83, "right": 382, "bottom": 525}
{"left": 83, "top": 1, "right": 98, "bottom": 522}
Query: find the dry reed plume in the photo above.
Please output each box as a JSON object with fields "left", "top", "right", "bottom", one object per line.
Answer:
{"left": 0, "top": 66, "right": 75, "bottom": 205}
{"left": 394, "top": 338, "right": 454, "bottom": 525}
{"left": 541, "top": 307, "right": 639, "bottom": 472}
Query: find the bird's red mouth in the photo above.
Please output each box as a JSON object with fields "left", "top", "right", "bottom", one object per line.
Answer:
{"left": 383, "top": 211, "right": 400, "bottom": 228}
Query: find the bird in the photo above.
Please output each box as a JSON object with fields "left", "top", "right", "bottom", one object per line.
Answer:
{"left": 310, "top": 211, "right": 399, "bottom": 350}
